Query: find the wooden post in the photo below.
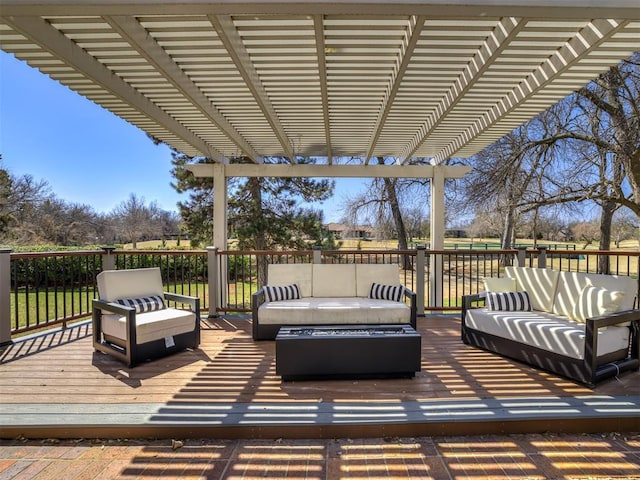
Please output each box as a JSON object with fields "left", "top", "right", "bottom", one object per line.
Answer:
{"left": 313, "top": 245, "right": 322, "bottom": 264}
{"left": 516, "top": 247, "right": 527, "bottom": 267}
{"left": 101, "top": 246, "right": 116, "bottom": 271}
{"left": 0, "top": 248, "right": 12, "bottom": 346}
{"left": 537, "top": 246, "right": 548, "bottom": 269}
{"left": 415, "top": 245, "right": 426, "bottom": 316}
{"left": 429, "top": 166, "right": 445, "bottom": 309}
{"left": 207, "top": 246, "right": 219, "bottom": 318}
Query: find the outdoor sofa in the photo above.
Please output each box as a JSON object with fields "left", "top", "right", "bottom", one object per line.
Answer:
{"left": 462, "top": 266, "right": 640, "bottom": 386}
{"left": 252, "top": 263, "right": 417, "bottom": 340}
{"left": 92, "top": 267, "right": 201, "bottom": 367}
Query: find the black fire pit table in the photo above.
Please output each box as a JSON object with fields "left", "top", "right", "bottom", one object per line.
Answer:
{"left": 275, "top": 324, "right": 421, "bottom": 381}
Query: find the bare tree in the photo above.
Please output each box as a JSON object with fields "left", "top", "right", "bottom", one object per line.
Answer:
{"left": 112, "top": 193, "right": 162, "bottom": 249}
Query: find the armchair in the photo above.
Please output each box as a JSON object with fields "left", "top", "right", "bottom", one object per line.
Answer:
{"left": 92, "top": 267, "right": 200, "bottom": 367}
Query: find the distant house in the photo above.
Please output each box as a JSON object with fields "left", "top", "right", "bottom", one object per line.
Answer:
{"left": 326, "top": 223, "right": 375, "bottom": 239}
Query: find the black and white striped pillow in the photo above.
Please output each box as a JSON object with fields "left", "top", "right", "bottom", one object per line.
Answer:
{"left": 264, "top": 284, "right": 301, "bottom": 302}
{"left": 116, "top": 295, "right": 166, "bottom": 313}
{"left": 369, "top": 283, "right": 404, "bottom": 302}
{"left": 486, "top": 291, "right": 531, "bottom": 311}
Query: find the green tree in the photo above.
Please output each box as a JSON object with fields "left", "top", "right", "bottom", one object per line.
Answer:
{"left": 171, "top": 152, "right": 335, "bottom": 251}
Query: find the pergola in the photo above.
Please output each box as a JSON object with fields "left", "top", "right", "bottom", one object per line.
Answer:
{"left": 2, "top": 1, "right": 639, "bottom": 280}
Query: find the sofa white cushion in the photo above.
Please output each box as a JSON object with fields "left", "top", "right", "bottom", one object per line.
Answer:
{"left": 483, "top": 277, "right": 517, "bottom": 292}
{"left": 102, "top": 308, "right": 196, "bottom": 344}
{"left": 356, "top": 264, "right": 400, "bottom": 297}
{"left": 258, "top": 297, "right": 411, "bottom": 325}
{"left": 268, "top": 264, "right": 313, "bottom": 298}
{"left": 312, "top": 264, "right": 356, "bottom": 297}
{"left": 97, "top": 268, "right": 164, "bottom": 302}
{"left": 571, "top": 285, "right": 625, "bottom": 322}
{"left": 505, "top": 266, "right": 560, "bottom": 312}
{"left": 553, "top": 270, "right": 637, "bottom": 318}
{"left": 465, "top": 308, "right": 630, "bottom": 360}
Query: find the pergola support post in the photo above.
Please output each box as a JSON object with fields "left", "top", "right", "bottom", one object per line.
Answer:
{"left": 415, "top": 245, "right": 426, "bottom": 316}
{"left": 207, "top": 247, "right": 219, "bottom": 318}
{"left": 429, "top": 166, "right": 445, "bottom": 310}
{"left": 212, "top": 164, "right": 227, "bottom": 314}
{"left": 0, "top": 249, "right": 12, "bottom": 346}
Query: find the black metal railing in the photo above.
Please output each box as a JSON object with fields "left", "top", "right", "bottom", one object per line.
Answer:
{"left": 2, "top": 247, "right": 639, "bottom": 340}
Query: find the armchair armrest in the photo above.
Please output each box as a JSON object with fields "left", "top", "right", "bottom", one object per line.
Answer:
{"left": 164, "top": 292, "right": 200, "bottom": 310}
{"left": 461, "top": 292, "right": 486, "bottom": 341}
{"left": 585, "top": 309, "right": 640, "bottom": 369}
{"left": 252, "top": 287, "right": 267, "bottom": 339}
{"left": 92, "top": 299, "right": 135, "bottom": 317}
{"left": 403, "top": 287, "right": 417, "bottom": 329}
{"left": 92, "top": 298, "right": 138, "bottom": 359}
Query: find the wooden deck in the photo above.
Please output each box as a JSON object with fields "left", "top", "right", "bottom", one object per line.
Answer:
{"left": 1, "top": 315, "right": 639, "bottom": 439}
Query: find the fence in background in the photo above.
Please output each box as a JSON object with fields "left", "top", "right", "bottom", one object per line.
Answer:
{"left": 1, "top": 246, "right": 639, "bottom": 343}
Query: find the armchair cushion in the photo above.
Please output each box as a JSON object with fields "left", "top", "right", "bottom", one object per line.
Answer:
{"left": 115, "top": 295, "right": 166, "bottom": 313}
{"left": 102, "top": 309, "right": 196, "bottom": 345}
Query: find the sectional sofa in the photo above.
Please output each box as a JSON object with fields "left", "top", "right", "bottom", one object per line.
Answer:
{"left": 462, "top": 266, "right": 640, "bottom": 386}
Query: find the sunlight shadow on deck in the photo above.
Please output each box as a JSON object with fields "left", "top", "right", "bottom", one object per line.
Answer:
{"left": 0, "top": 320, "right": 92, "bottom": 364}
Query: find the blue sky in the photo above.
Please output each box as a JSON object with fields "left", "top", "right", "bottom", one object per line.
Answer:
{"left": 0, "top": 51, "right": 354, "bottom": 222}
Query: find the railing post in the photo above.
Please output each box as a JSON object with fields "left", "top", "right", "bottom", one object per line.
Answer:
{"left": 207, "top": 246, "right": 220, "bottom": 318}
{"left": 415, "top": 245, "right": 426, "bottom": 316}
{"left": 101, "top": 246, "right": 116, "bottom": 271}
{"left": 537, "top": 246, "right": 548, "bottom": 269}
{"left": 313, "top": 245, "right": 322, "bottom": 264}
{"left": 516, "top": 247, "right": 527, "bottom": 267}
{"left": 0, "top": 248, "right": 12, "bottom": 346}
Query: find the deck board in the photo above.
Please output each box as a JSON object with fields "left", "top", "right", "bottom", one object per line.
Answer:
{"left": 1, "top": 315, "right": 639, "bottom": 439}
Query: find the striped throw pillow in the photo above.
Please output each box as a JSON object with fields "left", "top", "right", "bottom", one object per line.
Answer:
{"left": 264, "top": 284, "right": 301, "bottom": 302}
{"left": 115, "top": 295, "right": 166, "bottom": 313}
{"left": 486, "top": 291, "right": 531, "bottom": 311}
{"left": 369, "top": 283, "right": 404, "bottom": 302}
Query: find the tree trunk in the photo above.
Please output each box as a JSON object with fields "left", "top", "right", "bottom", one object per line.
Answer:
{"left": 598, "top": 200, "right": 615, "bottom": 274}
{"left": 248, "top": 178, "right": 269, "bottom": 287}
{"left": 382, "top": 177, "right": 411, "bottom": 269}
{"left": 500, "top": 207, "right": 515, "bottom": 266}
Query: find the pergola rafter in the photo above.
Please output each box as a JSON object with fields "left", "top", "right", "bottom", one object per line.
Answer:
{"left": 105, "top": 15, "right": 261, "bottom": 163}
{"left": 2, "top": 2, "right": 637, "bottom": 165}
{"left": 208, "top": 14, "right": 296, "bottom": 162}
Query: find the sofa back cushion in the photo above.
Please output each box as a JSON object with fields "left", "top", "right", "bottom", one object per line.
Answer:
{"left": 268, "top": 264, "right": 313, "bottom": 298}
{"left": 313, "top": 264, "right": 357, "bottom": 297}
{"left": 356, "top": 264, "right": 400, "bottom": 297}
{"left": 505, "top": 266, "right": 560, "bottom": 312}
{"left": 97, "top": 267, "right": 165, "bottom": 302}
{"left": 554, "top": 270, "right": 637, "bottom": 318}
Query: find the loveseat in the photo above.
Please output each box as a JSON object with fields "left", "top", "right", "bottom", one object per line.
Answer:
{"left": 462, "top": 266, "right": 640, "bottom": 386}
{"left": 93, "top": 267, "right": 201, "bottom": 367}
{"left": 252, "top": 263, "right": 417, "bottom": 340}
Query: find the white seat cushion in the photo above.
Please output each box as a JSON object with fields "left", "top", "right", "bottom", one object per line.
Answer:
{"left": 258, "top": 297, "right": 411, "bottom": 325}
{"left": 465, "top": 309, "right": 629, "bottom": 360}
{"left": 102, "top": 308, "right": 196, "bottom": 344}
